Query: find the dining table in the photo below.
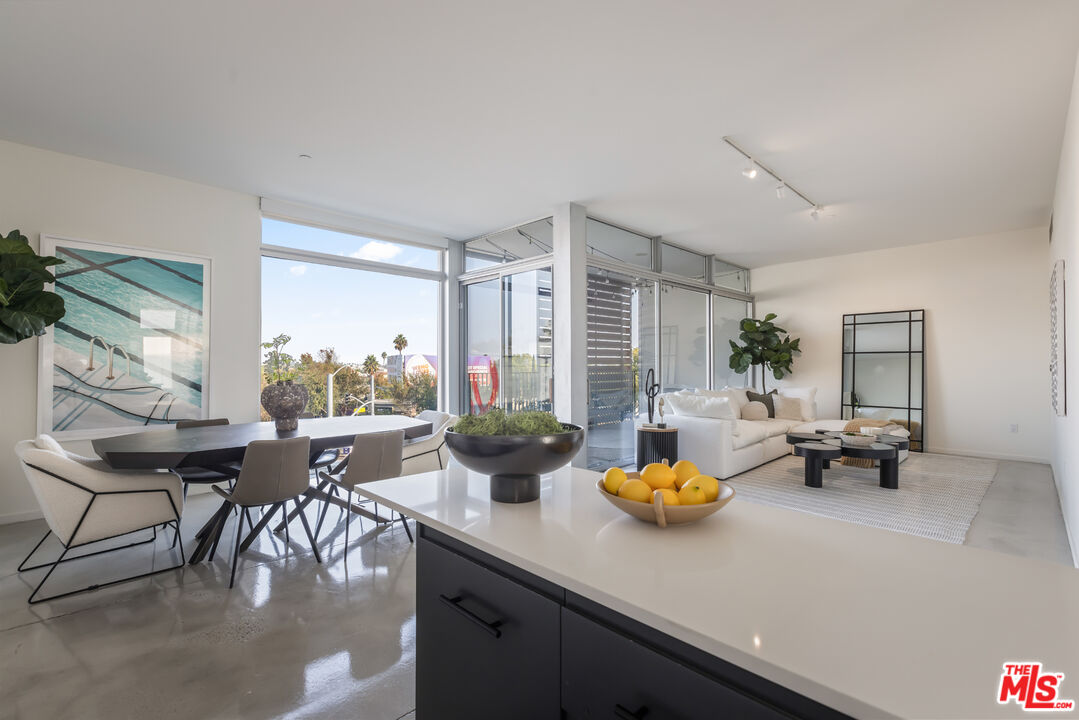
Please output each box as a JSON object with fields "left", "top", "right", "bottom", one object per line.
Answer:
{"left": 91, "top": 416, "right": 434, "bottom": 563}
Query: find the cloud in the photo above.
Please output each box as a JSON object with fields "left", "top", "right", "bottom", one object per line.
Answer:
{"left": 289, "top": 265, "right": 307, "bottom": 276}
{"left": 350, "top": 241, "right": 402, "bottom": 263}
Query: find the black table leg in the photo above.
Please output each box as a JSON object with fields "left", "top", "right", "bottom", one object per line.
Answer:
{"left": 822, "top": 459, "right": 831, "bottom": 470}
{"left": 879, "top": 457, "right": 899, "bottom": 489}
{"left": 804, "top": 457, "right": 824, "bottom": 488}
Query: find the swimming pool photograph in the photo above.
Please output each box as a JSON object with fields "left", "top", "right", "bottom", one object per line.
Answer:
{"left": 36, "top": 235, "right": 211, "bottom": 439}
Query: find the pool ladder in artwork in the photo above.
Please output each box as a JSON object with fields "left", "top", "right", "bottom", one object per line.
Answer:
{"left": 87, "top": 336, "right": 131, "bottom": 380}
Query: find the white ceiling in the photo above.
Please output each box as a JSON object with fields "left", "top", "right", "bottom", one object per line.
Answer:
{"left": 1, "top": 1, "right": 1078, "bottom": 267}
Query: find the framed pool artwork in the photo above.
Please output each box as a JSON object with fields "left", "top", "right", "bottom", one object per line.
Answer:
{"left": 36, "top": 235, "right": 211, "bottom": 439}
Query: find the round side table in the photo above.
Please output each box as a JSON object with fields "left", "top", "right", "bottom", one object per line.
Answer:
{"left": 636, "top": 427, "right": 678, "bottom": 471}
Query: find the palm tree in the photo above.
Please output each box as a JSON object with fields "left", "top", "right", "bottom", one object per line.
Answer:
{"left": 393, "top": 334, "right": 408, "bottom": 381}
{"left": 381, "top": 351, "right": 388, "bottom": 365}
{"left": 362, "top": 354, "right": 381, "bottom": 413}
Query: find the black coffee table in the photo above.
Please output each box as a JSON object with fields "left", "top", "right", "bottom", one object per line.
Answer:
{"left": 788, "top": 434, "right": 902, "bottom": 489}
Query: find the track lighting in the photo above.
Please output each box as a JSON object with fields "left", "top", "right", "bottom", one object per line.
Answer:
{"left": 723, "top": 136, "right": 825, "bottom": 219}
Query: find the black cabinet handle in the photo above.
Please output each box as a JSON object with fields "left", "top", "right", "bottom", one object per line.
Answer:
{"left": 439, "top": 594, "right": 503, "bottom": 638}
{"left": 614, "top": 704, "right": 648, "bottom": 719}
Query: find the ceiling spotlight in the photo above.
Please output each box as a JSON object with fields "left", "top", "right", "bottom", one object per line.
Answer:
{"left": 742, "top": 159, "right": 758, "bottom": 179}
{"left": 811, "top": 205, "right": 824, "bottom": 220}
{"left": 775, "top": 182, "right": 787, "bottom": 200}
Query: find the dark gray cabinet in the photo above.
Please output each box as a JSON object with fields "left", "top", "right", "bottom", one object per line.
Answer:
{"left": 416, "top": 531, "right": 561, "bottom": 720}
{"left": 417, "top": 525, "right": 847, "bottom": 719}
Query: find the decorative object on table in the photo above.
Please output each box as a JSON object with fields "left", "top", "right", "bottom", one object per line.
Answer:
{"left": 596, "top": 460, "right": 735, "bottom": 528}
{"left": 643, "top": 367, "right": 660, "bottom": 422}
{"left": 841, "top": 417, "right": 894, "bottom": 467}
{"left": 445, "top": 408, "right": 584, "bottom": 503}
{"left": 840, "top": 432, "right": 876, "bottom": 447}
{"left": 727, "top": 313, "right": 801, "bottom": 392}
{"left": 657, "top": 396, "right": 666, "bottom": 427}
{"left": 636, "top": 425, "right": 678, "bottom": 471}
{"left": 0, "top": 230, "right": 66, "bottom": 345}
{"left": 841, "top": 309, "right": 925, "bottom": 451}
{"left": 35, "top": 235, "right": 210, "bottom": 440}
{"left": 260, "top": 334, "right": 309, "bottom": 431}
{"left": 1050, "top": 259, "right": 1066, "bottom": 416}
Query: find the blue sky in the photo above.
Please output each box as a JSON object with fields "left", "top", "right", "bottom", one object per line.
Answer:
{"left": 261, "top": 219, "right": 439, "bottom": 365}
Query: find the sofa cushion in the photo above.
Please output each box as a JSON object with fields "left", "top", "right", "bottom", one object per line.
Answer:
{"left": 666, "top": 393, "right": 738, "bottom": 420}
{"left": 778, "top": 386, "right": 817, "bottom": 421}
{"left": 755, "top": 418, "right": 802, "bottom": 437}
{"left": 741, "top": 401, "right": 768, "bottom": 421}
{"left": 720, "top": 387, "right": 751, "bottom": 409}
{"left": 731, "top": 420, "right": 769, "bottom": 449}
{"left": 746, "top": 389, "right": 776, "bottom": 417}
{"left": 774, "top": 394, "right": 805, "bottom": 421}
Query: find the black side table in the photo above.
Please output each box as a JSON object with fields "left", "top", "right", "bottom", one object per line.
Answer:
{"left": 636, "top": 427, "right": 678, "bottom": 471}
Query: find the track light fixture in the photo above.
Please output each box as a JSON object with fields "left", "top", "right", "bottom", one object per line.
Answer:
{"left": 723, "top": 137, "right": 826, "bottom": 219}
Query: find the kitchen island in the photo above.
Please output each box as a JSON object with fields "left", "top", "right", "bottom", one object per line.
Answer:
{"left": 358, "top": 466, "right": 1079, "bottom": 719}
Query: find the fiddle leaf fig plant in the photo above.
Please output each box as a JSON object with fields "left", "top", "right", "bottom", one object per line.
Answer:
{"left": 0, "top": 230, "right": 66, "bottom": 344}
{"left": 728, "top": 313, "right": 801, "bottom": 391}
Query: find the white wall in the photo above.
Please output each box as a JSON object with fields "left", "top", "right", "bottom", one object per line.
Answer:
{"left": 752, "top": 226, "right": 1050, "bottom": 463}
{"left": 1049, "top": 51, "right": 1079, "bottom": 565}
{"left": 0, "top": 140, "right": 261, "bottom": 523}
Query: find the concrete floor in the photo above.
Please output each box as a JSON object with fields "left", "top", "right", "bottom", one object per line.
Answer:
{"left": 0, "top": 457, "right": 1072, "bottom": 720}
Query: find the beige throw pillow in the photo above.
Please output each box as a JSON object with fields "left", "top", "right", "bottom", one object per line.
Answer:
{"left": 773, "top": 394, "right": 804, "bottom": 421}
{"left": 741, "top": 401, "right": 769, "bottom": 421}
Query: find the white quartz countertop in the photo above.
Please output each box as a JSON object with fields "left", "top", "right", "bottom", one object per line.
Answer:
{"left": 358, "top": 466, "right": 1079, "bottom": 719}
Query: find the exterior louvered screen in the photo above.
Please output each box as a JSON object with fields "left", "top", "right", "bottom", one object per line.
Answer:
{"left": 587, "top": 274, "right": 635, "bottom": 431}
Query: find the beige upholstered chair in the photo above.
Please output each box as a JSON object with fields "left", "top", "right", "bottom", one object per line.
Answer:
{"left": 203, "top": 436, "right": 321, "bottom": 588}
{"left": 317, "top": 430, "right": 408, "bottom": 557}
{"left": 14, "top": 435, "right": 184, "bottom": 604}
{"left": 401, "top": 410, "right": 457, "bottom": 475}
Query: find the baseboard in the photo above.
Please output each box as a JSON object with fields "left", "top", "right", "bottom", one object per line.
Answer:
{"left": 0, "top": 508, "right": 43, "bottom": 526}
{"left": 925, "top": 447, "right": 1051, "bottom": 465}
{"left": 1049, "top": 466, "right": 1079, "bottom": 569}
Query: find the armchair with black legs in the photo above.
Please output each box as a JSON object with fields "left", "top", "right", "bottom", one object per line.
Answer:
{"left": 14, "top": 436, "right": 185, "bottom": 604}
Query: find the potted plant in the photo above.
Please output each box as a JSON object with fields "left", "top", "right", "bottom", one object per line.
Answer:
{"left": 727, "top": 313, "right": 801, "bottom": 392}
{"left": 445, "top": 408, "right": 584, "bottom": 503}
{"left": 0, "top": 230, "right": 66, "bottom": 344}
{"left": 260, "top": 333, "right": 309, "bottom": 431}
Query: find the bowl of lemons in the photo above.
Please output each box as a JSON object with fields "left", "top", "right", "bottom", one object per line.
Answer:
{"left": 596, "top": 459, "right": 735, "bottom": 528}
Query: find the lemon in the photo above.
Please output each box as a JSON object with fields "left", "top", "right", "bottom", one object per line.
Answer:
{"left": 617, "top": 478, "right": 653, "bottom": 503}
{"left": 692, "top": 474, "right": 720, "bottom": 502}
{"left": 677, "top": 481, "right": 707, "bottom": 505}
{"left": 672, "top": 460, "right": 700, "bottom": 489}
{"left": 640, "top": 463, "right": 677, "bottom": 491}
{"left": 602, "top": 467, "right": 628, "bottom": 494}
{"left": 653, "top": 488, "right": 680, "bottom": 506}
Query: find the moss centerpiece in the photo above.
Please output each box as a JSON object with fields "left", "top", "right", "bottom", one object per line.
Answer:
{"left": 445, "top": 409, "right": 584, "bottom": 503}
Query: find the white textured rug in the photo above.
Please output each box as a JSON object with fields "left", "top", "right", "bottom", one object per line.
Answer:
{"left": 726, "top": 453, "right": 997, "bottom": 544}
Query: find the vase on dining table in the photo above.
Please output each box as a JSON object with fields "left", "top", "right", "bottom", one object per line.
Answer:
{"left": 260, "top": 380, "right": 309, "bottom": 432}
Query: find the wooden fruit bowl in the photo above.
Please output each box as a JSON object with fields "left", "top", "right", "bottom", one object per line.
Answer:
{"left": 596, "top": 471, "right": 735, "bottom": 528}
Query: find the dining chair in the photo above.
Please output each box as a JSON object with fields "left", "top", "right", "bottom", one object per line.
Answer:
{"left": 14, "top": 436, "right": 185, "bottom": 604}
{"left": 173, "top": 418, "right": 240, "bottom": 498}
{"left": 316, "top": 429, "right": 408, "bottom": 560}
{"left": 401, "top": 410, "right": 458, "bottom": 475}
{"left": 202, "top": 436, "right": 321, "bottom": 588}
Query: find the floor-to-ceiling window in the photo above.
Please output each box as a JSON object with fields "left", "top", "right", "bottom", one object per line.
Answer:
{"left": 260, "top": 217, "right": 445, "bottom": 417}
{"left": 461, "top": 218, "right": 554, "bottom": 415}
{"left": 660, "top": 284, "right": 709, "bottom": 392}
{"left": 713, "top": 294, "right": 751, "bottom": 389}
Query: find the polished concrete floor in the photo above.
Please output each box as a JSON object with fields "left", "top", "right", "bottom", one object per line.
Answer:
{"left": 0, "top": 458, "right": 1073, "bottom": 720}
{"left": 0, "top": 494, "right": 419, "bottom": 720}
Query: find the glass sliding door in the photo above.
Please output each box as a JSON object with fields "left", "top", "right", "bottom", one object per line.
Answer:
{"left": 586, "top": 268, "right": 656, "bottom": 469}
{"left": 713, "top": 295, "right": 750, "bottom": 389}
{"left": 660, "top": 284, "right": 708, "bottom": 392}
{"left": 502, "top": 268, "right": 553, "bottom": 413}
{"left": 463, "top": 267, "right": 553, "bottom": 415}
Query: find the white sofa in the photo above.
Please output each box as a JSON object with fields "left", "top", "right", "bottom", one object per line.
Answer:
{"left": 659, "top": 390, "right": 909, "bottom": 479}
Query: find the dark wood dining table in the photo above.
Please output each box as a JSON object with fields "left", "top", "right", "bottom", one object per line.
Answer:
{"left": 92, "top": 415, "right": 433, "bottom": 470}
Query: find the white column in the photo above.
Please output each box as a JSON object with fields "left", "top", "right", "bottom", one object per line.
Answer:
{"left": 444, "top": 239, "right": 464, "bottom": 415}
{"left": 552, "top": 203, "right": 588, "bottom": 465}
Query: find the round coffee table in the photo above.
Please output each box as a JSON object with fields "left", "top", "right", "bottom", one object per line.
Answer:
{"left": 820, "top": 438, "right": 900, "bottom": 489}
{"left": 786, "top": 431, "right": 825, "bottom": 445}
{"left": 792, "top": 442, "right": 842, "bottom": 488}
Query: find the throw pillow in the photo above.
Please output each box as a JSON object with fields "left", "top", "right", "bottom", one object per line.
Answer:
{"left": 778, "top": 386, "right": 817, "bottom": 421}
{"left": 721, "top": 387, "right": 751, "bottom": 409}
{"left": 746, "top": 389, "right": 777, "bottom": 417}
{"left": 665, "top": 393, "right": 738, "bottom": 421}
{"left": 741, "top": 401, "right": 769, "bottom": 421}
{"left": 773, "top": 394, "right": 804, "bottom": 421}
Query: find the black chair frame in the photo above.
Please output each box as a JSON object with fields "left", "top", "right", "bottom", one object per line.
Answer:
{"left": 18, "top": 463, "right": 185, "bottom": 605}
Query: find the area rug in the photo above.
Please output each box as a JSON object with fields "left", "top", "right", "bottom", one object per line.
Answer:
{"left": 726, "top": 453, "right": 997, "bottom": 544}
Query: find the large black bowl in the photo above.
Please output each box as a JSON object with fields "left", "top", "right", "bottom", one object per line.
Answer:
{"left": 444, "top": 424, "right": 585, "bottom": 503}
